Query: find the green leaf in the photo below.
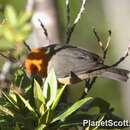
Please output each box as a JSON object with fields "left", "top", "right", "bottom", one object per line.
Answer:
{"left": 14, "top": 91, "right": 37, "bottom": 116}
{"left": 16, "top": 69, "right": 25, "bottom": 76}
{"left": 19, "top": 12, "right": 32, "bottom": 26}
{"left": 33, "top": 79, "right": 45, "bottom": 114}
{"left": 2, "top": 91, "right": 19, "bottom": 110}
{"left": 58, "top": 112, "right": 106, "bottom": 129}
{"left": 5, "top": 5, "right": 17, "bottom": 27}
{"left": 59, "top": 111, "right": 130, "bottom": 129}
{"left": 9, "top": 91, "right": 17, "bottom": 103}
{"left": 38, "top": 110, "right": 48, "bottom": 125}
{"left": 17, "top": 24, "right": 31, "bottom": 42}
{"left": 59, "top": 113, "right": 104, "bottom": 129}
{"left": 36, "top": 124, "right": 46, "bottom": 130}
{"left": 52, "top": 97, "right": 93, "bottom": 123}
{"left": 0, "top": 105, "right": 14, "bottom": 117}
{"left": 3, "top": 27, "right": 14, "bottom": 42}
{"left": 59, "top": 113, "right": 97, "bottom": 127}
{"left": 14, "top": 69, "right": 31, "bottom": 90}
{"left": 51, "top": 84, "right": 66, "bottom": 110}
{"left": 43, "top": 69, "right": 58, "bottom": 109}
{"left": 20, "top": 24, "right": 31, "bottom": 34}
{"left": 38, "top": 109, "right": 53, "bottom": 128}
{"left": 39, "top": 103, "right": 45, "bottom": 116}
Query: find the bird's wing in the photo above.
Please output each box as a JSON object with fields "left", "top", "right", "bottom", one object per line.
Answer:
{"left": 46, "top": 44, "right": 103, "bottom": 78}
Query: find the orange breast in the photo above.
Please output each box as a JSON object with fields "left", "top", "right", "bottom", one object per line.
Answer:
{"left": 25, "top": 48, "right": 48, "bottom": 77}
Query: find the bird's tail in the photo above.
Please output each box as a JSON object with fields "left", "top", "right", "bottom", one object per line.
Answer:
{"left": 58, "top": 65, "right": 129, "bottom": 85}
{"left": 101, "top": 67, "right": 130, "bottom": 82}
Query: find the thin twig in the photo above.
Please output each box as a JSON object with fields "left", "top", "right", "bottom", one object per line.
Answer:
{"left": 82, "top": 49, "right": 128, "bottom": 97}
{"left": 81, "top": 79, "right": 90, "bottom": 98}
{"left": 66, "top": 0, "right": 87, "bottom": 44}
{"left": 93, "top": 28, "right": 104, "bottom": 53}
{"left": 93, "top": 29, "right": 112, "bottom": 60}
{"left": 0, "top": 52, "right": 16, "bottom": 62}
{"left": 83, "top": 30, "right": 112, "bottom": 97}
{"left": 110, "top": 45, "right": 130, "bottom": 67}
{"left": 81, "top": 78, "right": 96, "bottom": 98}
{"left": 83, "top": 42, "right": 129, "bottom": 98}
{"left": 24, "top": 41, "right": 31, "bottom": 51}
{"left": 0, "top": 52, "right": 10, "bottom": 60}
{"left": 105, "top": 30, "right": 111, "bottom": 51}
{"left": 73, "top": 0, "right": 87, "bottom": 25}
{"left": 66, "top": 0, "right": 71, "bottom": 30}
{"left": 38, "top": 19, "right": 50, "bottom": 43}
{"left": 104, "top": 30, "right": 111, "bottom": 59}
{"left": 81, "top": 29, "right": 130, "bottom": 98}
{"left": 19, "top": 76, "right": 24, "bottom": 88}
{"left": 66, "top": 0, "right": 71, "bottom": 42}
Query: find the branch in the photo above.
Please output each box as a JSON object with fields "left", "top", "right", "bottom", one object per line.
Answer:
{"left": 93, "top": 28, "right": 112, "bottom": 60}
{"left": 110, "top": 44, "right": 130, "bottom": 67}
{"left": 81, "top": 78, "right": 96, "bottom": 99}
{"left": 104, "top": 30, "right": 111, "bottom": 59}
{"left": 73, "top": 0, "right": 87, "bottom": 26}
{"left": 66, "top": 0, "right": 71, "bottom": 29}
{"left": 83, "top": 42, "right": 130, "bottom": 98}
{"left": 38, "top": 19, "right": 50, "bottom": 44}
{"left": 66, "top": 0, "right": 87, "bottom": 44}
{"left": 24, "top": 41, "right": 31, "bottom": 51}
{"left": 0, "top": 52, "right": 16, "bottom": 62}
{"left": 66, "top": 0, "right": 71, "bottom": 42}
{"left": 82, "top": 29, "right": 112, "bottom": 97}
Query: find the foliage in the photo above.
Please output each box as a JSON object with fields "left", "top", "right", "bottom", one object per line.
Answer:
{"left": 0, "top": 5, "right": 31, "bottom": 44}
{"left": 0, "top": 68, "right": 129, "bottom": 130}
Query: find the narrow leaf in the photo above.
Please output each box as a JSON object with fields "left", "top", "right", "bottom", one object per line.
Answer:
{"left": 5, "top": 5, "right": 17, "bottom": 27}
{"left": 39, "top": 103, "right": 45, "bottom": 116}
{"left": 51, "top": 84, "right": 66, "bottom": 110}
{"left": 0, "top": 105, "right": 14, "bottom": 117}
{"left": 2, "top": 91, "right": 19, "bottom": 110}
{"left": 43, "top": 68, "right": 58, "bottom": 109}
{"left": 19, "top": 12, "right": 32, "bottom": 26}
{"left": 3, "top": 27, "right": 14, "bottom": 42}
{"left": 14, "top": 91, "right": 36, "bottom": 115}
{"left": 33, "top": 79, "right": 45, "bottom": 114}
{"left": 52, "top": 97, "right": 93, "bottom": 122}
{"left": 36, "top": 124, "right": 46, "bottom": 130}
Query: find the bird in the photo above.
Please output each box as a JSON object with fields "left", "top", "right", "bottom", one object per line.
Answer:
{"left": 24, "top": 44, "right": 129, "bottom": 85}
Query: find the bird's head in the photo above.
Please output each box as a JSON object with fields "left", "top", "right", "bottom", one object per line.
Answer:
{"left": 24, "top": 47, "right": 48, "bottom": 77}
